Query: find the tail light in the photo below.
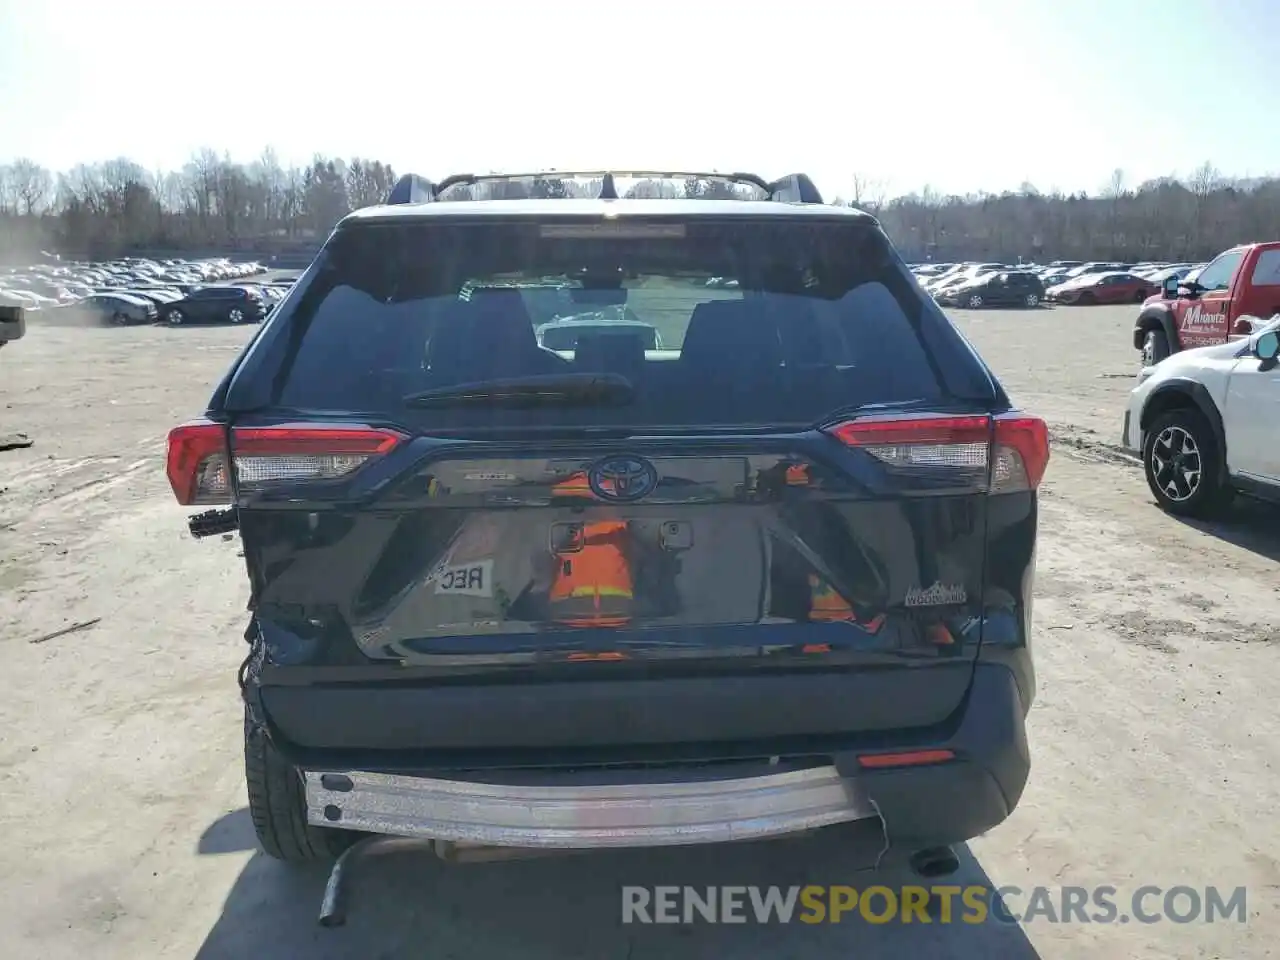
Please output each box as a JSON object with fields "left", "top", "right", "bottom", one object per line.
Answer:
{"left": 825, "top": 412, "right": 1049, "bottom": 493}
{"left": 165, "top": 420, "right": 405, "bottom": 505}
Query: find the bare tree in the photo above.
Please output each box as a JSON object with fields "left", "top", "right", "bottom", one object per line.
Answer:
{"left": 1102, "top": 168, "right": 1127, "bottom": 199}
{"left": 9, "top": 158, "right": 54, "bottom": 215}
{"left": 850, "top": 173, "right": 887, "bottom": 210}
{"left": 1190, "top": 161, "right": 1221, "bottom": 198}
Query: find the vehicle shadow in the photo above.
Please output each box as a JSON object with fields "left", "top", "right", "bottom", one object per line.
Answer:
{"left": 1170, "top": 496, "right": 1280, "bottom": 563}
{"left": 194, "top": 811, "right": 1042, "bottom": 960}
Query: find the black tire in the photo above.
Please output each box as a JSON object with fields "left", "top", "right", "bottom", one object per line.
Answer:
{"left": 1133, "top": 289, "right": 1148, "bottom": 303}
{"left": 244, "top": 711, "right": 358, "bottom": 863}
{"left": 1076, "top": 291, "right": 1096, "bottom": 305}
{"left": 110, "top": 311, "right": 129, "bottom": 326}
{"left": 166, "top": 309, "right": 185, "bottom": 326}
{"left": 1141, "top": 328, "right": 1171, "bottom": 367}
{"left": 1141, "top": 407, "right": 1230, "bottom": 518}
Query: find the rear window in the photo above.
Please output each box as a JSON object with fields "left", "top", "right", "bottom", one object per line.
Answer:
{"left": 1251, "top": 249, "right": 1280, "bottom": 287}
{"left": 266, "top": 217, "right": 985, "bottom": 431}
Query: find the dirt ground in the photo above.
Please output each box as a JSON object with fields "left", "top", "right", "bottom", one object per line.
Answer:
{"left": 1, "top": 303, "right": 1277, "bottom": 960}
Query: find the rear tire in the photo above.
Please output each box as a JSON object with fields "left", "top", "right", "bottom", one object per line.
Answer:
{"left": 1141, "top": 407, "right": 1230, "bottom": 519}
{"left": 1133, "top": 289, "right": 1148, "bottom": 303}
{"left": 965, "top": 294, "right": 984, "bottom": 309}
{"left": 244, "top": 711, "right": 358, "bottom": 863}
{"left": 1141, "top": 328, "right": 1171, "bottom": 367}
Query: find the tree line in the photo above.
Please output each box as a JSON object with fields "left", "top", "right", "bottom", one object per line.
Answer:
{"left": 0, "top": 149, "right": 397, "bottom": 263}
{"left": 1, "top": 151, "right": 1276, "bottom": 265}
{"left": 850, "top": 165, "right": 1280, "bottom": 264}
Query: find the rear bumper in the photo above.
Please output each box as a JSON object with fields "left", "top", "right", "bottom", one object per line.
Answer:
{"left": 266, "top": 663, "right": 1030, "bottom": 850}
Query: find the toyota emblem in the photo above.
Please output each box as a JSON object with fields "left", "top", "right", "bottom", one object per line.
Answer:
{"left": 587, "top": 455, "right": 659, "bottom": 503}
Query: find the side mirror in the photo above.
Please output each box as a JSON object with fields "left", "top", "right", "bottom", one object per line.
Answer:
{"left": 1161, "top": 276, "right": 1180, "bottom": 298}
{"left": 1255, "top": 330, "right": 1279, "bottom": 363}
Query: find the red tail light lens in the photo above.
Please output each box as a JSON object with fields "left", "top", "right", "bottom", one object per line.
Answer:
{"left": 166, "top": 420, "right": 229, "bottom": 505}
{"left": 825, "top": 412, "right": 1049, "bottom": 493}
{"left": 165, "top": 421, "right": 405, "bottom": 505}
{"left": 992, "top": 414, "right": 1050, "bottom": 491}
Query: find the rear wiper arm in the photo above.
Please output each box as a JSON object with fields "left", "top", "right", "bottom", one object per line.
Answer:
{"left": 403, "top": 372, "right": 635, "bottom": 408}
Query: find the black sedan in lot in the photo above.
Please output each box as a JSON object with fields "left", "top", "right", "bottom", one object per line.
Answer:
{"left": 161, "top": 286, "right": 267, "bottom": 326}
{"left": 937, "top": 270, "right": 1046, "bottom": 309}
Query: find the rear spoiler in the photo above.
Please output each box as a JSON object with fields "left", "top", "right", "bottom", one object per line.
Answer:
{"left": 384, "top": 170, "right": 825, "bottom": 206}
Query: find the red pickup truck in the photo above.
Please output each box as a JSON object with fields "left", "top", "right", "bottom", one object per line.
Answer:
{"left": 1134, "top": 241, "right": 1280, "bottom": 365}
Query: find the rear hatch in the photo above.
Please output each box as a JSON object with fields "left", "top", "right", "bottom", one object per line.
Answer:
{"left": 171, "top": 211, "right": 1047, "bottom": 745}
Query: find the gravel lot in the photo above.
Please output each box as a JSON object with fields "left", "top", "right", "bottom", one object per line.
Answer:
{"left": 1, "top": 303, "right": 1277, "bottom": 960}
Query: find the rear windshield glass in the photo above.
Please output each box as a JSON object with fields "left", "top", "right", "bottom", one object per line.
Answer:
{"left": 270, "top": 218, "right": 970, "bottom": 431}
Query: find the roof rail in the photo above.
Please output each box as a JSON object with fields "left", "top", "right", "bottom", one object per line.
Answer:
{"left": 383, "top": 170, "right": 825, "bottom": 205}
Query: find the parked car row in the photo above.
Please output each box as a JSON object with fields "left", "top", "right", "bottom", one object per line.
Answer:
{"left": 909, "top": 258, "right": 1210, "bottom": 310}
{"left": 0, "top": 256, "right": 266, "bottom": 308}
{"left": 0, "top": 257, "right": 296, "bottom": 327}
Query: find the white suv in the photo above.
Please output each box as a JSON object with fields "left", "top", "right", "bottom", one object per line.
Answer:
{"left": 1123, "top": 317, "right": 1280, "bottom": 517}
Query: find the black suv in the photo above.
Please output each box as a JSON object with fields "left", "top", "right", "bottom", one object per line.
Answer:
{"left": 939, "top": 270, "right": 1046, "bottom": 309}
{"left": 161, "top": 285, "right": 265, "bottom": 326}
{"left": 167, "top": 171, "right": 1047, "bottom": 877}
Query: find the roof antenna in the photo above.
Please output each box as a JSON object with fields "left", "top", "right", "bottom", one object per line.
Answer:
{"left": 598, "top": 172, "right": 619, "bottom": 200}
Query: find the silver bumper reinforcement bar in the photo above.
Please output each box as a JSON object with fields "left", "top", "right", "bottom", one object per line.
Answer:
{"left": 305, "top": 764, "right": 876, "bottom": 848}
{"left": 306, "top": 764, "right": 883, "bottom": 926}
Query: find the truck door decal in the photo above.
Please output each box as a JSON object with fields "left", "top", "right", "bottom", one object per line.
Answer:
{"left": 1180, "top": 301, "right": 1228, "bottom": 347}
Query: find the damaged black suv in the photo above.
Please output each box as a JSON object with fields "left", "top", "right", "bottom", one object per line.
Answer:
{"left": 167, "top": 170, "right": 1046, "bottom": 879}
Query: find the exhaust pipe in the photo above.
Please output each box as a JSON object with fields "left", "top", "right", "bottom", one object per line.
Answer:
{"left": 908, "top": 845, "right": 960, "bottom": 879}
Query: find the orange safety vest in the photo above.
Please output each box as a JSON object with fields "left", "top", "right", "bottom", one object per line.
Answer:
{"left": 546, "top": 489, "right": 635, "bottom": 625}
{"left": 785, "top": 464, "right": 810, "bottom": 486}
{"left": 808, "top": 573, "right": 854, "bottom": 621}
{"left": 807, "top": 573, "right": 886, "bottom": 633}
{"left": 552, "top": 471, "right": 594, "bottom": 499}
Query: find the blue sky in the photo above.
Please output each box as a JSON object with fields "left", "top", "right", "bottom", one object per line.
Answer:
{"left": 1, "top": 0, "right": 1276, "bottom": 200}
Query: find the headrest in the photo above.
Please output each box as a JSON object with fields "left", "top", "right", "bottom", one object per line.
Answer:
{"left": 574, "top": 331, "right": 648, "bottom": 374}
{"left": 681, "top": 299, "right": 780, "bottom": 366}
{"left": 426, "top": 290, "right": 541, "bottom": 378}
